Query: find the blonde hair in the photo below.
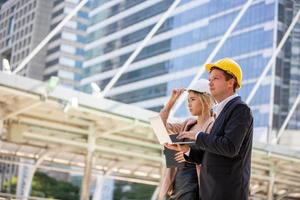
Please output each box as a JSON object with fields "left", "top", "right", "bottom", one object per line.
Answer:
{"left": 189, "top": 91, "right": 215, "bottom": 117}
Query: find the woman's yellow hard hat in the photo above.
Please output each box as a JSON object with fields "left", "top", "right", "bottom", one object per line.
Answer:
{"left": 205, "top": 57, "right": 242, "bottom": 88}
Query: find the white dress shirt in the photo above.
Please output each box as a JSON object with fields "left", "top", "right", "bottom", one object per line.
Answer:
{"left": 213, "top": 93, "right": 238, "bottom": 118}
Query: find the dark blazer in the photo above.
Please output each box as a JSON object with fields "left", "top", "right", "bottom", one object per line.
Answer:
{"left": 187, "top": 96, "right": 253, "bottom": 200}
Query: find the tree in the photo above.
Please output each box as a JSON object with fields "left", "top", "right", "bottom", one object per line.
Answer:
{"left": 2, "top": 172, "right": 80, "bottom": 200}
{"left": 113, "top": 181, "right": 156, "bottom": 200}
{"left": 31, "top": 172, "right": 80, "bottom": 200}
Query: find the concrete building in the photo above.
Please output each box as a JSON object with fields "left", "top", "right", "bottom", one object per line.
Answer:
{"left": 0, "top": 0, "right": 52, "bottom": 80}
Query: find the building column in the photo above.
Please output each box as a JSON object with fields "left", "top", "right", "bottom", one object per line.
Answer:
{"left": 92, "top": 175, "right": 104, "bottom": 200}
{"left": 80, "top": 125, "right": 96, "bottom": 200}
{"left": 21, "top": 163, "right": 34, "bottom": 200}
{"left": 267, "top": 164, "right": 275, "bottom": 200}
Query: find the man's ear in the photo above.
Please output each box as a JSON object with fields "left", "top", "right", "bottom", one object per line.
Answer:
{"left": 228, "top": 78, "right": 235, "bottom": 89}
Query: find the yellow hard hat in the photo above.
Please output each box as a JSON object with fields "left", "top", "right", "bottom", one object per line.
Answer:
{"left": 205, "top": 57, "right": 242, "bottom": 88}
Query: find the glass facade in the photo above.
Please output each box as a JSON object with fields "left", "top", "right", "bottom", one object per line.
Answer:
{"left": 82, "top": 0, "right": 300, "bottom": 141}
{"left": 44, "top": 0, "right": 89, "bottom": 89}
{"left": 276, "top": 0, "right": 300, "bottom": 130}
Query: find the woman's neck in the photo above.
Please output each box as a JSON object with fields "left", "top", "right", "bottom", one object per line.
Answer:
{"left": 197, "top": 114, "right": 211, "bottom": 125}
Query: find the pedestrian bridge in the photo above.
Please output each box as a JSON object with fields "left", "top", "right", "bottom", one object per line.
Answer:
{"left": 0, "top": 72, "right": 299, "bottom": 199}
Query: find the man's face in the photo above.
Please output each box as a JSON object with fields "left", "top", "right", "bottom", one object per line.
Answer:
{"left": 208, "top": 68, "right": 232, "bottom": 101}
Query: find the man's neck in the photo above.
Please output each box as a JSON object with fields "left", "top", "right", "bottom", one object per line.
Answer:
{"left": 216, "top": 92, "right": 235, "bottom": 103}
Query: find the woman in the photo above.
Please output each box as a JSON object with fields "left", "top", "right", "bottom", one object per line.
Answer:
{"left": 158, "top": 79, "right": 215, "bottom": 200}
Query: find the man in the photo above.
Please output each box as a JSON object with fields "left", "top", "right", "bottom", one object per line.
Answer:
{"left": 166, "top": 58, "right": 253, "bottom": 200}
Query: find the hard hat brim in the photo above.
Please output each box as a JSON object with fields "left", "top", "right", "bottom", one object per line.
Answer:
{"left": 205, "top": 63, "right": 215, "bottom": 72}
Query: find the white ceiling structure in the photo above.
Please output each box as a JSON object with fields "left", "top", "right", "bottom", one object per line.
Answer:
{"left": 0, "top": 72, "right": 163, "bottom": 193}
{"left": 0, "top": 72, "right": 300, "bottom": 199}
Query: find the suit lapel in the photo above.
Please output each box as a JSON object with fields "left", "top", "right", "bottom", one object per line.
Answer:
{"left": 210, "top": 97, "right": 241, "bottom": 135}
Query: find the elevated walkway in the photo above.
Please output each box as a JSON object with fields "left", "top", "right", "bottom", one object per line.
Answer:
{"left": 0, "top": 72, "right": 299, "bottom": 199}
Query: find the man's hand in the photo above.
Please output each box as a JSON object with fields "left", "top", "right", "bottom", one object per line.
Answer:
{"left": 175, "top": 151, "right": 185, "bottom": 163}
{"left": 164, "top": 144, "right": 189, "bottom": 153}
{"left": 176, "top": 130, "right": 198, "bottom": 140}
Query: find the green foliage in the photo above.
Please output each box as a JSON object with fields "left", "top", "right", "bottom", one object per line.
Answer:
{"left": 2, "top": 172, "right": 80, "bottom": 200}
{"left": 3, "top": 172, "right": 156, "bottom": 200}
{"left": 113, "top": 181, "right": 156, "bottom": 200}
{"left": 31, "top": 172, "right": 80, "bottom": 200}
{"left": 2, "top": 176, "right": 17, "bottom": 194}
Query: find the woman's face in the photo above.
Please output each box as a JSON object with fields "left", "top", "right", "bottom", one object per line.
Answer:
{"left": 187, "top": 91, "right": 203, "bottom": 116}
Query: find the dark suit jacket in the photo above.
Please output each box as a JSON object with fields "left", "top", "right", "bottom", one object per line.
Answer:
{"left": 187, "top": 96, "right": 253, "bottom": 200}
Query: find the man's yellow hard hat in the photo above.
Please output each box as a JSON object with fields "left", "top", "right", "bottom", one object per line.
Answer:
{"left": 205, "top": 58, "right": 242, "bottom": 88}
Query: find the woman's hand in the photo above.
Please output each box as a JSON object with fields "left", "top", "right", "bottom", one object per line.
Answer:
{"left": 162, "top": 88, "right": 185, "bottom": 112}
{"left": 164, "top": 144, "right": 190, "bottom": 153}
{"left": 177, "top": 130, "right": 198, "bottom": 141}
{"left": 170, "top": 88, "right": 185, "bottom": 101}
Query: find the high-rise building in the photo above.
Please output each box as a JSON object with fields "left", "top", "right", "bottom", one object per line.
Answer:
{"left": 0, "top": 0, "right": 8, "bottom": 7}
{"left": 82, "top": 0, "right": 300, "bottom": 141}
{"left": 44, "top": 0, "right": 89, "bottom": 89}
{"left": 276, "top": 0, "right": 300, "bottom": 130}
{"left": 1, "top": 0, "right": 299, "bottom": 141}
{"left": 0, "top": 0, "right": 52, "bottom": 80}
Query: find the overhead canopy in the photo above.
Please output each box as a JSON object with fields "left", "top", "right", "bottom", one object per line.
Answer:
{"left": 0, "top": 72, "right": 299, "bottom": 198}
{"left": 0, "top": 72, "right": 162, "bottom": 185}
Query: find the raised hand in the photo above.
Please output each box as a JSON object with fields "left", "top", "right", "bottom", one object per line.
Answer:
{"left": 170, "top": 88, "right": 186, "bottom": 101}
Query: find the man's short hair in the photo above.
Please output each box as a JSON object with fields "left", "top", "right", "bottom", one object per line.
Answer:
{"left": 210, "top": 67, "right": 238, "bottom": 92}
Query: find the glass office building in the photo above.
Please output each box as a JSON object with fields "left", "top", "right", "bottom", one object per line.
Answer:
{"left": 44, "top": 0, "right": 89, "bottom": 89}
{"left": 81, "top": 0, "right": 299, "bottom": 141}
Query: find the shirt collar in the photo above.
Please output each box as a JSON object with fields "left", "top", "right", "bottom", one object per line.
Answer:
{"left": 213, "top": 93, "right": 238, "bottom": 118}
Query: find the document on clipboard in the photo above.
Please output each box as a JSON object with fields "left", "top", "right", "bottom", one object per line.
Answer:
{"left": 149, "top": 116, "right": 195, "bottom": 145}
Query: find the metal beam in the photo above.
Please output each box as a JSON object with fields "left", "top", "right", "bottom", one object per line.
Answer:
{"left": 0, "top": 86, "right": 41, "bottom": 100}
{"left": 94, "top": 145, "right": 162, "bottom": 162}
{"left": 97, "top": 134, "right": 161, "bottom": 149}
{"left": 23, "top": 131, "right": 162, "bottom": 162}
{"left": 72, "top": 106, "right": 151, "bottom": 127}
{"left": 101, "top": 0, "right": 182, "bottom": 97}
{"left": 95, "top": 121, "right": 138, "bottom": 138}
{"left": 171, "top": 0, "right": 255, "bottom": 115}
{"left": 274, "top": 92, "right": 300, "bottom": 144}
{"left": 0, "top": 158, "right": 160, "bottom": 186}
{"left": 19, "top": 117, "right": 89, "bottom": 135}
{"left": 3, "top": 102, "right": 42, "bottom": 120}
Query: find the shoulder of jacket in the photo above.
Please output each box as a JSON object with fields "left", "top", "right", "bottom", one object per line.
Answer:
{"left": 225, "top": 99, "right": 250, "bottom": 113}
{"left": 231, "top": 102, "right": 252, "bottom": 115}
